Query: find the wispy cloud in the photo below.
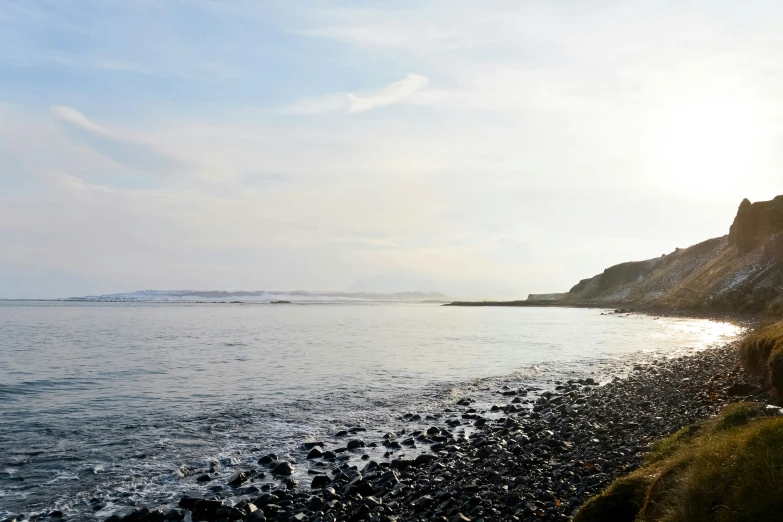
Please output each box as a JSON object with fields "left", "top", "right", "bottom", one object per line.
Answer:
{"left": 52, "top": 106, "right": 186, "bottom": 174}
{"left": 285, "top": 73, "right": 429, "bottom": 114}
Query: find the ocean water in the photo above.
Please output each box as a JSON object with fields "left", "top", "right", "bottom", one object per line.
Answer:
{"left": 0, "top": 301, "right": 742, "bottom": 519}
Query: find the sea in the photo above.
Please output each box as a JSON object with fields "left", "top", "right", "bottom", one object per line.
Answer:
{"left": 0, "top": 301, "right": 743, "bottom": 520}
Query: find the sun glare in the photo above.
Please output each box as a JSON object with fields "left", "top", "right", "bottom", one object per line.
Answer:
{"left": 656, "top": 100, "right": 759, "bottom": 194}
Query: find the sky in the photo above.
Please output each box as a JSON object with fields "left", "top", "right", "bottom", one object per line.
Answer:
{"left": 1, "top": 0, "right": 783, "bottom": 299}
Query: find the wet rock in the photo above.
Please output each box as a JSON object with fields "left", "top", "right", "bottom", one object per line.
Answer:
{"left": 311, "top": 474, "right": 332, "bottom": 488}
{"left": 246, "top": 510, "right": 267, "bottom": 521}
{"left": 414, "top": 453, "right": 437, "bottom": 466}
{"left": 304, "top": 441, "right": 325, "bottom": 449}
{"left": 346, "top": 439, "right": 365, "bottom": 450}
{"left": 227, "top": 470, "right": 248, "bottom": 486}
{"left": 257, "top": 454, "right": 277, "bottom": 466}
{"left": 270, "top": 461, "right": 294, "bottom": 475}
{"left": 191, "top": 499, "right": 222, "bottom": 520}
{"left": 306, "top": 447, "right": 323, "bottom": 459}
{"left": 177, "top": 491, "right": 203, "bottom": 508}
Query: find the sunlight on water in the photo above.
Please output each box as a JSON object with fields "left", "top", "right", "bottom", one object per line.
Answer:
{"left": 0, "top": 302, "right": 745, "bottom": 519}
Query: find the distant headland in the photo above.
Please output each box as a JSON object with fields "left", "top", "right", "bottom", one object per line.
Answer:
{"left": 65, "top": 289, "right": 449, "bottom": 304}
{"left": 448, "top": 195, "right": 783, "bottom": 315}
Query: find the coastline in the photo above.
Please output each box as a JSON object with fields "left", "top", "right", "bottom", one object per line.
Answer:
{"left": 445, "top": 301, "right": 762, "bottom": 328}
{"left": 94, "top": 326, "right": 763, "bottom": 522}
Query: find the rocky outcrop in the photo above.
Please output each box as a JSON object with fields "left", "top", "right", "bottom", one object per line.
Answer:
{"left": 763, "top": 232, "right": 783, "bottom": 264}
{"left": 729, "top": 195, "right": 783, "bottom": 254}
{"left": 552, "top": 196, "right": 783, "bottom": 312}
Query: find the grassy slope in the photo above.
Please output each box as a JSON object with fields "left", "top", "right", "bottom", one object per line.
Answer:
{"left": 573, "top": 402, "right": 783, "bottom": 522}
{"left": 740, "top": 320, "right": 783, "bottom": 399}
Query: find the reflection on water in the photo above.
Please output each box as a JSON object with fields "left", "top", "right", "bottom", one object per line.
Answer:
{"left": 0, "top": 302, "right": 743, "bottom": 519}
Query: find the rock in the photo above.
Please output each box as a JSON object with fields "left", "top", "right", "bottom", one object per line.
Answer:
{"left": 246, "top": 510, "right": 266, "bottom": 522}
{"left": 227, "top": 470, "right": 249, "bottom": 486}
{"left": 451, "top": 514, "right": 471, "bottom": 522}
{"left": 763, "top": 232, "right": 783, "bottom": 263}
{"left": 346, "top": 439, "right": 365, "bottom": 450}
{"left": 304, "top": 441, "right": 325, "bottom": 449}
{"left": 257, "top": 454, "right": 277, "bottom": 466}
{"left": 306, "top": 447, "right": 323, "bottom": 459}
{"left": 727, "top": 382, "right": 758, "bottom": 396}
{"left": 307, "top": 495, "right": 325, "bottom": 511}
{"left": 414, "top": 453, "right": 437, "bottom": 465}
{"left": 311, "top": 474, "right": 332, "bottom": 488}
{"left": 177, "top": 491, "right": 203, "bottom": 508}
{"left": 191, "top": 499, "right": 222, "bottom": 520}
{"left": 413, "top": 495, "right": 433, "bottom": 509}
{"left": 729, "top": 195, "right": 783, "bottom": 254}
{"left": 164, "top": 509, "right": 184, "bottom": 521}
{"left": 270, "top": 461, "right": 294, "bottom": 475}
{"left": 196, "top": 473, "right": 211, "bottom": 482}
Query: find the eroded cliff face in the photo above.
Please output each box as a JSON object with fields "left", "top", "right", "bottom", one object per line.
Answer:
{"left": 729, "top": 196, "right": 783, "bottom": 254}
{"left": 554, "top": 195, "right": 783, "bottom": 313}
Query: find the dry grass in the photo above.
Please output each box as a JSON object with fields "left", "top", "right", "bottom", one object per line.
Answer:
{"left": 573, "top": 402, "right": 783, "bottom": 522}
{"left": 739, "top": 320, "right": 783, "bottom": 400}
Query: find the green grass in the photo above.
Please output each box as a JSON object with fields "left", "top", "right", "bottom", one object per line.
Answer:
{"left": 573, "top": 402, "right": 783, "bottom": 522}
{"left": 645, "top": 425, "right": 699, "bottom": 465}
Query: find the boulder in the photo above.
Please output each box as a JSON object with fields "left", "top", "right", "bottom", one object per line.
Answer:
{"left": 306, "top": 447, "right": 323, "bottom": 459}
{"left": 257, "top": 454, "right": 277, "bottom": 466}
{"left": 270, "top": 461, "right": 294, "bottom": 475}
{"left": 227, "top": 470, "right": 248, "bottom": 486}
{"left": 346, "top": 439, "right": 365, "bottom": 450}
{"left": 311, "top": 474, "right": 332, "bottom": 488}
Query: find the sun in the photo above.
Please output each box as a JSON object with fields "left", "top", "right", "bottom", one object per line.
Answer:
{"left": 655, "top": 100, "right": 759, "bottom": 194}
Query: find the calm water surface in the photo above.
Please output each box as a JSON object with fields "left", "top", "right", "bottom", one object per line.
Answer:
{"left": 0, "top": 302, "right": 742, "bottom": 519}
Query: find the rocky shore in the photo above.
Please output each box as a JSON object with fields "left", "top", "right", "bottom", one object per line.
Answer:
{"left": 83, "top": 338, "right": 767, "bottom": 522}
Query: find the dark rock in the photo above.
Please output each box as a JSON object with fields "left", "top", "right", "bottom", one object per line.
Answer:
{"left": 246, "top": 510, "right": 267, "bottom": 522}
{"left": 414, "top": 453, "right": 437, "bottom": 465}
{"left": 304, "top": 441, "right": 325, "bottom": 449}
{"left": 346, "top": 439, "right": 365, "bottom": 450}
{"left": 191, "top": 499, "right": 222, "bottom": 520}
{"left": 177, "top": 491, "right": 203, "bottom": 508}
{"left": 306, "top": 447, "right": 323, "bottom": 459}
{"left": 227, "top": 470, "right": 248, "bottom": 486}
{"left": 258, "top": 454, "right": 277, "bottom": 466}
{"left": 270, "top": 461, "right": 294, "bottom": 475}
{"left": 311, "top": 475, "right": 332, "bottom": 488}
{"left": 727, "top": 381, "right": 758, "bottom": 396}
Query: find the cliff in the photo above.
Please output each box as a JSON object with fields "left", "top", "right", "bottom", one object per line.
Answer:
{"left": 527, "top": 195, "right": 783, "bottom": 313}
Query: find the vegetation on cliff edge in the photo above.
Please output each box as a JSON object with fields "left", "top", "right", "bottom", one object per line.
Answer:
{"left": 740, "top": 320, "right": 783, "bottom": 400}
{"left": 573, "top": 402, "right": 783, "bottom": 522}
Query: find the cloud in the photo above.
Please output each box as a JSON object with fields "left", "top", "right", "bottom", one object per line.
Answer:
{"left": 52, "top": 106, "right": 186, "bottom": 174}
{"left": 348, "top": 73, "right": 429, "bottom": 113}
{"left": 285, "top": 73, "right": 429, "bottom": 114}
